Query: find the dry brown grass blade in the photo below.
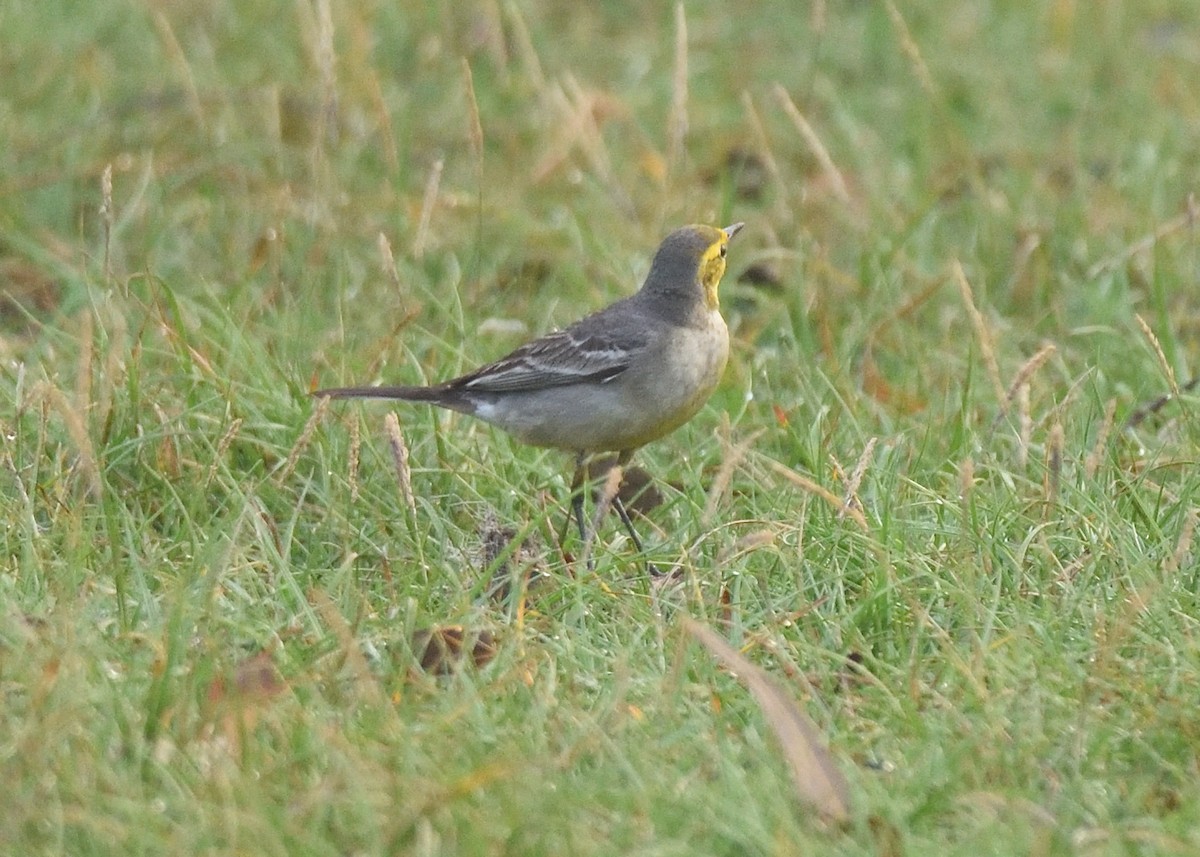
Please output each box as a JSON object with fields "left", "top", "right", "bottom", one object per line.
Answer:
{"left": 411, "top": 158, "right": 444, "bottom": 260}
{"left": 279, "top": 395, "right": 327, "bottom": 483}
{"left": 667, "top": 2, "right": 688, "bottom": 174}
{"left": 702, "top": 424, "right": 764, "bottom": 527}
{"left": 308, "top": 589, "right": 385, "bottom": 705}
{"left": 583, "top": 464, "right": 624, "bottom": 568}
{"left": 378, "top": 232, "right": 401, "bottom": 294}
{"left": 1003, "top": 344, "right": 1057, "bottom": 418}
{"left": 1084, "top": 398, "right": 1116, "bottom": 478}
{"left": 366, "top": 71, "right": 399, "bottom": 175}
{"left": 1087, "top": 193, "right": 1198, "bottom": 279}
{"left": 766, "top": 458, "right": 867, "bottom": 531}
{"left": 952, "top": 260, "right": 1005, "bottom": 405}
{"left": 205, "top": 416, "right": 242, "bottom": 488}
{"left": 347, "top": 413, "right": 361, "bottom": 504}
{"left": 462, "top": 58, "right": 484, "bottom": 182}
{"left": 48, "top": 385, "right": 101, "bottom": 499}
{"left": 384, "top": 411, "right": 416, "bottom": 514}
{"left": 150, "top": 11, "right": 204, "bottom": 130}
{"left": 314, "top": 0, "right": 338, "bottom": 146}
{"left": 840, "top": 437, "right": 877, "bottom": 520}
{"left": 683, "top": 618, "right": 851, "bottom": 824}
{"left": 772, "top": 83, "right": 851, "bottom": 207}
{"left": 100, "top": 164, "right": 114, "bottom": 287}
{"left": 505, "top": 1, "right": 546, "bottom": 94}
{"left": 1134, "top": 313, "right": 1180, "bottom": 398}
{"left": 882, "top": 0, "right": 938, "bottom": 98}
{"left": 1044, "top": 420, "right": 1064, "bottom": 506}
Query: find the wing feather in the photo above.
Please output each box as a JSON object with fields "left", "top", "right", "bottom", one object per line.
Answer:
{"left": 455, "top": 306, "right": 646, "bottom": 393}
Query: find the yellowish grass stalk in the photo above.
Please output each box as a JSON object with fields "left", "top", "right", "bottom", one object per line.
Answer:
{"left": 100, "top": 164, "right": 113, "bottom": 287}
{"left": 505, "top": 1, "right": 546, "bottom": 94}
{"left": 309, "top": 589, "right": 387, "bottom": 706}
{"left": 75, "top": 311, "right": 93, "bottom": 424}
{"left": 766, "top": 458, "right": 867, "bottom": 531}
{"left": 772, "top": 83, "right": 851, "bottom": 206}
{"left": 738, "top": 91, "right": 782, "bottom": 184}
{"left": 882, "top": 0, "right": 939, "bottom": 98}
{"left": 378, "top": 232, "right": 401, "bottom": 294}
{"left": 49, "top": 386, "right": 101, "bottom": 499}
{"left": 1044, "top": 421, "right": 1064, "bottom": 505}
{"left": 367, "top": 72, "right": 399, "bottom": 175}
{"left": 683, "top": 618, "right": 851, "bottom": 824}
{"left": 840, "top": 437, "right": 877, "bottom": 520}
{"left": 702, "top": 423, "right": 764, "bottom": 527}
{"left": 715, "top": 530, "right": 776, "bottom": 565}
{"left": 153, "top": 414, "right": 179, "bottom": 484}
{"left": 1134, "top": 313, "right": 1180, "bottom": 398}
{"left": 206, "top": 417, "right": 243, "bottom": 488}
{"left": 809, "top": 0, "right": 827, "bottom": 33}
{"left": 411, "top": 159, "right": 444, "bottom": 260}
{"left": 667, "top": 3, "right": 688, "bottom": 174}
{"left": 958, "top": 456, "right": 974, "bottom": 504}
{"left": 1084, "top": 398, "right": 1117, "bottom": 478}
{"left": 1004, "top": 344, "right": 1058, "bottom": 412}
{"left": 462, "top": 58, "right": 484, "bottom": 182}
{"left": 952, "top": 260, "right": 1005, "bottom": 405}
{"left": 478, "top": 0, "right": 509, "bottom": 72}
{"left": 348, "top": 414, "right": 361, "bottom": 504}
{"left": 280, "top": 397, "right": 327, "bottom": 483}
{"left": 1017, "top": 383, "right": 1031, "bottom": 469}
{"left": 384, "top": 411, "right": 416, "bottom": 514}
{"left": 151, "top": 11, "right": 204, "bottom": 129}
{"left": 315, "top": 0, "right": 338, "bottom": 145}
{"left": 1087, "top": 193, "right": 1199, "bottom": 279}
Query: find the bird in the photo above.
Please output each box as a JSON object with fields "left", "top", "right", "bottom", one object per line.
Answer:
{"left": 316, "top": 222, "right": 744, "bottom": 570}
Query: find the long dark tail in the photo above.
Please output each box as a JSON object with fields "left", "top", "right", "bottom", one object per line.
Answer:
{"left": 313, "top": 384, "right": 446, "bottom": 402}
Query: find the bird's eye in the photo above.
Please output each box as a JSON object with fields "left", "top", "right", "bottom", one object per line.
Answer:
{"left": 719, "top": 245, "right": 727, "bottom": 258}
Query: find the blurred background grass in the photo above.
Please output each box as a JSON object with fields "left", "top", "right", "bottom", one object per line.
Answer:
{"left": 3, "top": 0, "right": 1200, "bottom": 854}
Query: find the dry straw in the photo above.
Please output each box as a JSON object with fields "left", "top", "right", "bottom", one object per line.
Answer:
{"left": 1134, "top": 313, "right": 1180, "bottom": 399}
{"left": 840, "top": 437, "right": 877, "bottom": 520}
{"left": 384, "top": 412, "right": 416, "bottom": 515}
{"left": 1084, "top": 399, "right": 1116, "bottom": 478}
{"left": 702, "top": 422, "right": 764, "bottom": 527}
{"left": 773, "top": 84, "right": 851, "bottom": 207}
{"left": 280, "top": 397, "right": 328, "bottom": 483}
{"left": 378, "top": 232, "right": 402, "bottom": 294}
{"left": 505, "top": 1, "right": 546, "bottom": 94}
{"left": 411, "top": 159, "right": 444, "bottom": 260}
{"left": 347, "top": 415, "right": 361, "bottom": 504}
{"left": 766, "top": 458, "right": 868, "bottom": 532}
{"left": 206, "top": 417, "right": 243, "bottom": 488}
{"left": 667, "top": 3, "right": 688, "bottom": 175}
{"left": 952, "top": 261, "right": 1005, "bottom": 405}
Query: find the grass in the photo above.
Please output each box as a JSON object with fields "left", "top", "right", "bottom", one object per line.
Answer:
{"left": 3, "top": 0, "right": 1200, "bottom": 853}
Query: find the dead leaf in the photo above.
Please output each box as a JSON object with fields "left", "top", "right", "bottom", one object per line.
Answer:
{"left": 412, "top": 626, "right": 497, "bottom": 675}
{"left": 585, "top": 455, "right": 668, "bottom": 516}
{"left": 683, "top": 617, "right": 851, "bottom": 824}
{"left": 203, "top": 651, "right": 288, "bottom": 748}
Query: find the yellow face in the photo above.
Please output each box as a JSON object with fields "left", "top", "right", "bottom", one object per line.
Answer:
{"left": 696, "top": 227, "right": 732, "bottom": 310}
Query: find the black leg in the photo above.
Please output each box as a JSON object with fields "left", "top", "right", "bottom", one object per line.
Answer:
{"left": 567, "top": 451, "right": 593, "bottom": 569}
{"left": 611, "top": 451, "right": 662, "bottom": 577}
{"left": 611, "top": 494, "right": 644, "bottom": 552}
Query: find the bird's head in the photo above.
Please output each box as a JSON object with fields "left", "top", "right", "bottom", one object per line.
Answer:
{"left": 642, "top": 222, "right": 744, "bottom": 311}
